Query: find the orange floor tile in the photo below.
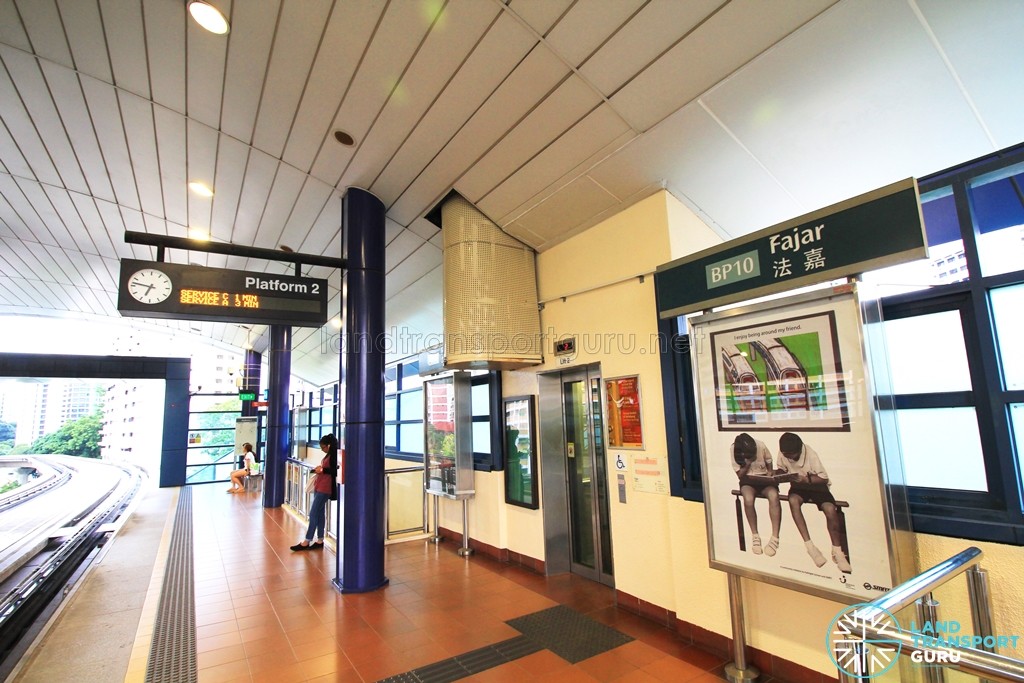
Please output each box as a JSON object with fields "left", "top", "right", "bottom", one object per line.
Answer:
{"left": 189, "top": 482, "right": 739, "bottom": 683}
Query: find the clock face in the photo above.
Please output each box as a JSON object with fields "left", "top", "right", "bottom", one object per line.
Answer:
{"left": 127, "top": 268, "right": 173, "bottom": 304}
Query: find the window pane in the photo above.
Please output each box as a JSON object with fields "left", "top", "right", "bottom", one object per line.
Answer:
{"left": 385, "top": 366, "right": 399, "bottom": 394}
{"left": 1011, "top": 405, "right": 1024, "bottom": 506}
{"left": 990, "top": 284, "right": 1024, "bottom": 390}
{"left": 472, "top": 420, "right": 490, "bottom": 454}
{"left": 399, "top": 389, "right": 423, "bottom": 421}
{"left": 385, "top": 424, "right": 397, "bottom": 449}
{"left": 401, "top": 362, "right": 423, "bottom": 390}
{"left": 471, "top": 383, "right": 490, "bottom": 416}
{"left": 883, "top": 311, "right": 972, "bottom": 393}
{"left": 968, "top": 163, "right": 1024, "bottom": 277}
{"left": 897, "top": 408, "right": 987, "bottom": 491}
{"left": 384, "top": 396, "right": 397, "bottom": 421}
{"left": 861, "top": 186, "right": 966, "bottom": 296}
{"left": 399, "top": 422, "right": 424, "bottom": 454}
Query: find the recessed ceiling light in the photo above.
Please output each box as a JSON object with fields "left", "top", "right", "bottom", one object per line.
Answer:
{"left": 188, "top": 227, "right": 210, "bottom": 241}
{"left": 333, "top": 130, "right": 355, "bottom": 146}
{"left": 188, "top": 181, "right": 214, "bottom": 197}
{"left": 188, "top": 1, "right": 230, "bottom": 35}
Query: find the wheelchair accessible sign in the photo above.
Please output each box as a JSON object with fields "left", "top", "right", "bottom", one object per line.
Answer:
{"left": 827, "top": 605, "right": 1020, "bottom": 678}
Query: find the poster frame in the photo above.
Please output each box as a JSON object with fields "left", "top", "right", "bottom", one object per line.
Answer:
{"left": 689, "top": 285, "right": 912, "bottom": 604}
{"left": 604, "top": 374, "right": 645, "bottom": 449}
{"left": 503, "top": 395, "right": 539, "bottom": 509}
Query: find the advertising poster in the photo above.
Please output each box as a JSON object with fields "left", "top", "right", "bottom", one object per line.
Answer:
{"left": 606, "top": 376, "right": 644, "bottom": 448}
{"left": 691, "top": 287, "right": 897, "bottom": 602}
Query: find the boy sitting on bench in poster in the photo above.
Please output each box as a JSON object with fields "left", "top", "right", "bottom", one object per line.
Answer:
{"left": 731, "top": 433, "right": 783, "bottom": 557}
{"left": 776, "top": 432, "right": 852, "bottom": 573}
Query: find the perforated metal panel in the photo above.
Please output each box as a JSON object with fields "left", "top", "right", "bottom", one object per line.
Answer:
{"left": 442, "top": 196, "right": 543, "bottom": 370}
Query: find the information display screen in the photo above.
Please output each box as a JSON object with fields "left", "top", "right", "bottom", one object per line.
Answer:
{"left": 117, "top": 259, "right": 329, "bottom": 326}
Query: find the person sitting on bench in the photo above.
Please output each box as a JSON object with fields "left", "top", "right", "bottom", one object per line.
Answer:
{"left": 731, "top": 433, "right": 782, "bottom": 557}
{"left": 777, "top": 432, "right": 851, "bottom": 573}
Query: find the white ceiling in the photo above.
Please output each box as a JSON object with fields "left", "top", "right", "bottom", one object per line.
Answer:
{"left": 0, "top": 0, "right": 1022, "bottom": 385}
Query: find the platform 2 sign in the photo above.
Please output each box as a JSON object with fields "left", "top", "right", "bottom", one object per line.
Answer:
{"left": 117, "top": 259, "right": 328, "bottom": 326}
{"left": 655, "top": 178, "right": 926, "bottom": 318}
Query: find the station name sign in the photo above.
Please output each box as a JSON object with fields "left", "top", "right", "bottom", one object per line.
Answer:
{"left": 655, "top": 178, "right": 926, "bottom": 317}
{"left": 117, "top": 259, "right": 329, "bottom": 326}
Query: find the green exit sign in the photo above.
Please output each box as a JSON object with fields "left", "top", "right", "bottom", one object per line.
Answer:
{"left": 238, "top": 391, "right": 257, "bottom": 401}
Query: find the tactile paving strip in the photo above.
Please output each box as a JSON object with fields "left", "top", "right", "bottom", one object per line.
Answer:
{"left": 378, "top": 636, "right": 541, "bottom": 683}
{"left": 506, "top": 604, "right": 634, "bottom": 663}
{"left": 145, "top": 486, "right": 197, "bottom": 683}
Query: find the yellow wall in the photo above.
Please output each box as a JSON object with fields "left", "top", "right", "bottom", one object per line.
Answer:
{"left": 460, "top": 188, "right": 1024, "bottom": 675}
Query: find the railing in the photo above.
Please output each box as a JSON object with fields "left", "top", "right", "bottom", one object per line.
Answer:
{"left": 384, "top": 465, "right": 428, "bottom": 540}
{"left": 836, "top": 547, "right": 1024, "bottom": 683}
{"left": 283, "top": 460, "right": 429, "bottom": 543}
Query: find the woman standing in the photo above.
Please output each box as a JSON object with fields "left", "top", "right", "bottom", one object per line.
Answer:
{"left": 291, "top": 433, "right": 338, "bottom": 550}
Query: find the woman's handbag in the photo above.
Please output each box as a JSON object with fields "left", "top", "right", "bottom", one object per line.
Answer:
{"left": 304, "top": 473, "right": 317, "bottom": 494}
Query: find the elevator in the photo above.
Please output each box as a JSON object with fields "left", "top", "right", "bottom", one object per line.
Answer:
{"left": 538, "top": 364, "right": 614, "bottom": 586}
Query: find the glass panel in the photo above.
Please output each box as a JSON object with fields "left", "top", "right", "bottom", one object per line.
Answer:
{"left": 860, "top": 186, "right": 966, "bottom": 296}
{"left": 189, "top": 394, "right": 243, "bottom": 412}
{"left": 399, "top": 389, "right": 423, "bottom": 421}
{"left": 990, "top": 284, "right": 1024, "bottom": 390}
{"left": 1011, "top": 405, "right": 1024, "bottom": 509}
{"left": 384, "top": 396, "right": 397, "bottom": 421}
{"left": 384, "top": 366, "right": 399, "bottom": 394}
{"left": 896, "top": 408, "right": 987, "bottom": 491}
{"left": 399, "top": 422, "right": 424, "bottom": 454}
{"left": 968, "top": 163, "right": 1024, "bottom": 277}
{"left": 883, "top": 311, "right": 972, "bottom": 393}
{"left": 384, "top": 424, "right": 397, "bottom": 449}
{"left": 185, "top": 462, "right": 234, "bottom": 484}
{"left": 471, "top": 420, "right": 490, "bottom": 454}
{"left": 471, "top": 382, "right": 490, "bottom": 416}
{"left": 400, "top": 361, "right": 423, "bottom": 390}
{"left": 564, "top": 379, "right": 595, "bottom": 569}
{"left": 590, "top": 377, "right": 613, "bottom": 577}
{"left": 504, "top": 397, "right": 536, "bottom": 508}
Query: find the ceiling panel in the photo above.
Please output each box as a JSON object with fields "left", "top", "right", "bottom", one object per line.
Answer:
{"left": 341, "top": 0, "right": 502, "bottom": 192}
{"left": 309, "top": 1, "right": 435, "bottom": 187}
{"left": 56, "top": 0, "right": 109, "bottom": 82}
{"left": 40, "top": 61, "right": 115, "bottom": 201}
{"left": 185, "top": 119, "right": 218, "bottom": 233}
{"left": 385, "top": 229, "right": 426, "bottom": 273}
{"left": 102, "top": 0, "right": 149, "bottom": 99}
{"left": 610, "top": 0, "right": 837, "bottom": 132}
{"left": 81, "top": 76, "right": 140, "bottom": 211}
{"left": 211, "top": 133, "right": 248, "bottom": 244}
{"left": 579, "top": 0, "right": 723, "bottom": 97}
{"left": 0, "top": 110, "right": 32, "bottom": 180}
{"left": 218, "top": 0, "right": 275, "bottom": 143}
{"left": 281, "top": 1, "right": 384, "bottom": 174}
{"left": 513, "top": 175, "right": 618, "bottom": 244}
{"left": 118, "top": 91, "right": 163, "bottom": 218}
{"left": 249, "top": 162, "right": 306, "bottom": 252}
{"left": 702, "top": 0, "right": 991, "bottom": 211}
{"left": 185, "top": 9, "right": 228, "bottom": 130}
{"left": 0, "top": 1, "right": 30, "bottom": 53}
{"left": 144, "top": 0, "right": 185, "bottom": 113}
{"left": 4, "top": 47, "right": 89, "bottom": 194}
{"left": 41, "top": 185, "right": 91, "bottom": 253}
{"left": 480, "top": 103, "right": 633, "bottom": 223}
{"left": 384, "top": 243, "right": 441, "bottom": 299}
{"left": 154, "top": 107, "right": 188, "bottom": 227}
{"left": 506, "top": 0, "right": 574, "bottom": 37}
{"left": 544, "top": 0, "right": 645, "bottom": 68}
{"left": 229, "top": 149, "right": 279, "bottom": 249}
{"left": 0, "top": 47, "right": 60, "bottom": 186}
{"left": 69, "top": 193, "right": 114, "bottom": 256}
{"left": 275, "top": 177, "right": 334, "bottom": 254}
{"left": 15, "top": 0, "right": 71, "bottom": 69}
{"left": 251, "top": 0, "right": 333, "bottom": 158}
{"left": 458, "top": 74, "right": 602, "bottom": 203}
{"left": 917, "top": 0, "right": 1024, "bottom": 149}
{"left": 390, "top": 43, "right": 569, "bottom": 225}
{"left": 370, "top": 10, "right": 537, "bottom": 208}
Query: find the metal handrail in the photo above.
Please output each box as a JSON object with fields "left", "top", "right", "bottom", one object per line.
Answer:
{"left": 841, "top": 547, "right": 1024, "bottom": 683}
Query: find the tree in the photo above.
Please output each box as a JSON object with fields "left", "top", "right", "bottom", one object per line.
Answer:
{"left": 30, "top": 410, "right": 103, "bottom": 458}
{"left": 0, "top": 419, "right": 14, "bottom": 443}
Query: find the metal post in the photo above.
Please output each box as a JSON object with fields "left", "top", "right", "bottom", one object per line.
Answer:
{"left": 916, "top": 593, "right": 945, "bottom": 683}
{"left": 967, "top": 566, "right": 995, "bottom": 683}
{"left": 430, "top": 495, "right": 442, "bottom": 544}
{"left": 457, "top": 498, "right": 473, "bottom": 557}
{"left": 383, "top": 472, "right": 390, "bottom": 541}
{"left": 724, "top": 573, "right": 759, "bottom": 683}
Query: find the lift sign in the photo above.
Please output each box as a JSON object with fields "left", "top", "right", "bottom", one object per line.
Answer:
{"left": 706, "top": 249, "right": 761, "bottom": 289}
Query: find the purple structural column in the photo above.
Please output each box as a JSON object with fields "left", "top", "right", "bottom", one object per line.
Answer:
{"left": 337, "top": 188, "right": 388, "bottom": 592}
{"left": 264, "top": 325, "right": 291, "bottom": 508}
